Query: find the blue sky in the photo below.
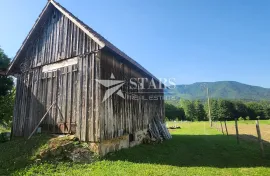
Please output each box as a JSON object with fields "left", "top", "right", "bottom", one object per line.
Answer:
{"left": 1, "top": 0, "right": 270, "bottom": 87}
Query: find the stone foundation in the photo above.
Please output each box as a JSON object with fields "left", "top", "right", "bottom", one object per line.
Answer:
{"left": 88, "top": 129, "right": 148, "bottom": 156}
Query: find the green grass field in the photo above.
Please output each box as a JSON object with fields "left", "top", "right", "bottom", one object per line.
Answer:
{"left": 166, "top": 120, "right": 270, "bottom": 127}
{"left": 1, "top": 122, "right": 270, "bottom": 175}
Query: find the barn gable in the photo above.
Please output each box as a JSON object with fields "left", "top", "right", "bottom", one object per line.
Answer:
{"left": 8, "top": 1, "right": 102, "bottom": 74}
{"left": 7, "top": 0, "right": 159, "bottom": 83}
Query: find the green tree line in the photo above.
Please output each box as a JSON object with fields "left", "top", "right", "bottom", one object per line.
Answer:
{"left": 0, "top": 47, "right": 14, "bottom": 126}
{"left": 165, "top": 99, "right": 270, "bottom": 121}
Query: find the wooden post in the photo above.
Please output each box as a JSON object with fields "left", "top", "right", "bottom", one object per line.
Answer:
{"left": 256, "top": 120, "right": 265, "bottom": 157}
{"left": 206, "top": 87, "right": 212, "bottom": 127}
{"left": 224, "top": 120, "right": 228, "bottom": 136}
{"left": 10, "top": 122, "right": 13, "bottom": 141}
{"left": 235, "top": 118, "right": 239, "bottom": 144}
{"left": 220, "top": 121, "right": 224, "bottom": 135}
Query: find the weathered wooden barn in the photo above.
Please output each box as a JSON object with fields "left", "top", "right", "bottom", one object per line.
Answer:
{"left": 7, "top": 0, "right": 165, "bottom": 155}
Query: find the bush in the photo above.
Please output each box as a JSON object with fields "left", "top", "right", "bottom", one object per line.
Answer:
{"left": 0, "top": 132, "right": 10, "bottom": 143}
{"left": 239, "top": 117, "right": 244, "bottom": 121}
{"left": 0, "top": 88, "right": 15, "bottom": 126}
{"left": 245, "top": 116, "right": 250, "bottom": 120}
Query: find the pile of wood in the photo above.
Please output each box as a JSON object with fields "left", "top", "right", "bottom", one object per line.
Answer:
{"left": 148, "top": 118, "right": 172, "bottom": 142}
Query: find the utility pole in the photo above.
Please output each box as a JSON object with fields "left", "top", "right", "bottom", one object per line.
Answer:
{"left": 206, "top": 87, "right": 212, "bottom": 127}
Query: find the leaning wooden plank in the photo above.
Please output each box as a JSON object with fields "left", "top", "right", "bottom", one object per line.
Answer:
{"left": 28, "top": 102, "right": 55, "bottom": 140}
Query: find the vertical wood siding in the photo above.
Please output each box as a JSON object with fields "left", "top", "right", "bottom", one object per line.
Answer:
{"left": 13, "top": 6, "right": 101, "bottom": 142}
{"left": 99, "top": 51, "right": 165, "bottom": 141}
{"left": 12, "top": 4, "right": 164, "bottom": 143}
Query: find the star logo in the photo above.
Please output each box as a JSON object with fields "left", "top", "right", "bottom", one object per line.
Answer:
{"left": 96, "top": 73, "right": 125, "bottom": 102}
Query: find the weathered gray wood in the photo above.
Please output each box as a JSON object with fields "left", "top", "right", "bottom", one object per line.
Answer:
{"left": 89, "top": 53, "right": 94, "bottom": 141}
{"left": 28, "top": 102, "right": 55, "bottom": 140}
{"left": 224, "top": 120, "right": 228, "bottom": 136}
{"left": 67, "top": 66, "right": 72, "bottom": 132}
{"left": 256, "top": 120, "right": 265, "bottom": 157}
{"left": 81, "top": 56, "right": 87, "bottom": 141}
{"left": 235, "top": 118, "right": 239, "bottom": 144}
{"left": 220, "top": 121, "right": 224, "bottom": 135}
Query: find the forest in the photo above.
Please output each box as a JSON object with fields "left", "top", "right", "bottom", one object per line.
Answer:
{"left": 165, "top": 99, "right": 270, "bottom": 121}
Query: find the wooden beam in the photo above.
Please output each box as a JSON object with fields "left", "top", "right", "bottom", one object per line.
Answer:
{"left": 42, "top": 57, "right": 78, "bottom": 72}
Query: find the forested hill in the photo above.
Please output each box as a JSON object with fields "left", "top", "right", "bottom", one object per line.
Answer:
{"left": 165, "top": 81, "right": 270, "bottom": 101}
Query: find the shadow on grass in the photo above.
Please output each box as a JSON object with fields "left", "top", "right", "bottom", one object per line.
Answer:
{"left": 0, "top": 134, "right": 52, "bottom": 175}
{"left": 105, "top": 134, "right": 270, "bottom": 168}
{"left": 1, "top": 132, "right": 270, "bottom": 175}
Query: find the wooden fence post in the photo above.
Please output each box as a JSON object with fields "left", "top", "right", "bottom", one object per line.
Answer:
{"left": 224, "top": 120, "right": 228, "bottom": 136}
{"left": 256, "top": 120, "right": 265, "bottom": 157}
{"left": 235, "top": 118, "right": 239, "bottom": 144}
{"left": 220, "top": 121, "right": 224, "bottom": 135}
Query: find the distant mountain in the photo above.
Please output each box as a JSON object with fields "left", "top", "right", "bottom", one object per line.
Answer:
{"left": 165, "top": 81, "right": 270, "bottom": 101}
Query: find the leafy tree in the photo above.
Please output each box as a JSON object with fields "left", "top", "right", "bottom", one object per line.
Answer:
{"left": 205, "top": 99, "right": 219, "bottom": 121}
{"left": 263, "top": 106, "right": 270, "bottom": 120}
{"left": 167, "top": 98, "right": 270, "bottom": 123}
{"left": 261, "top": 101, "right": 270, "bottom": 119}
{"left": 194, "top": 100, "right": 207, "bottom": 121}
{"left": 165, "top": 102, "right": 185, "bottom": 121}
{"left": 234, "top": 101, "right": 248, "bottom": 119}
{"left": 0, "top": 47, "right": 14, "bottom": 125}
{"left": 0, "top": 88, "right": 15, "bottom": 125}
{"left": 218, "top": 99, "right": 235, "bottom": 120}
{"left": 246, "top": 102, "right": 265, "bottom": 120}
{"left": 0, "top": 48, "right": 13, "bottom": 96}
{"left": 180, "top": 100, "right": 196, "bottom": 121}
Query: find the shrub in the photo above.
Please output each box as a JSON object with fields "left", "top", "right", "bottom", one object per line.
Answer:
{"left": 0, "top": 89, "right": 15, "bottom": 126}
{"left": 245, "top": 116, "right": 250, "bottom": 120}
{"left": 239, "top": 117, "right": 244, "bottom": 121}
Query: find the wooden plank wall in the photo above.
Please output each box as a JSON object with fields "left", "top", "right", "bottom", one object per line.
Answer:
{"left": 12, "top": 6, "right": 101, "bottom": 142}
{"left": 15, "top": 5, "right": 101, "bottom": 71}
{"left": 12, "top": 4, "right": 163, "bottom": 142}
{"left": 99, "top": 51, "right": 165, "bottom": 141}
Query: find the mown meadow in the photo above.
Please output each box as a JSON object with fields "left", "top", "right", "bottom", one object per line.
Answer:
{"left": 0, "top": 122, "right": 269, "bottom": 175}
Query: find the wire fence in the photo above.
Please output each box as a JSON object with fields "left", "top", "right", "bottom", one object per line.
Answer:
{"left": 212, "top": 119, "right": 270, "bottom": 157}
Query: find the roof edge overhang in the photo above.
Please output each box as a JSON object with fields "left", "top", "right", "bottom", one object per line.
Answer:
{"left": 102, "top": 46, "right": 164, "bottom": 87}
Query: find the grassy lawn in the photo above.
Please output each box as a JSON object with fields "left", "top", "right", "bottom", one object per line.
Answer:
{"left": 226, "top": 119, "right": 270, "bottom": 125}
{"left": 1, "top": 122, "right": 270, "bottom": 175}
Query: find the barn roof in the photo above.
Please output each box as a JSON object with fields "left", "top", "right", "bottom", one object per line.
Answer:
{"left": 7, "top": 0, "right": 160, "bottom": 83}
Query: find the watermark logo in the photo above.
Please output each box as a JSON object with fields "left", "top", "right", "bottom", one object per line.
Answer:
{"left": 96, "top": 73, "right": 125, "bottom": 102}
{"left": 96, "top": 73, "right": 177, "bottom": 102}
